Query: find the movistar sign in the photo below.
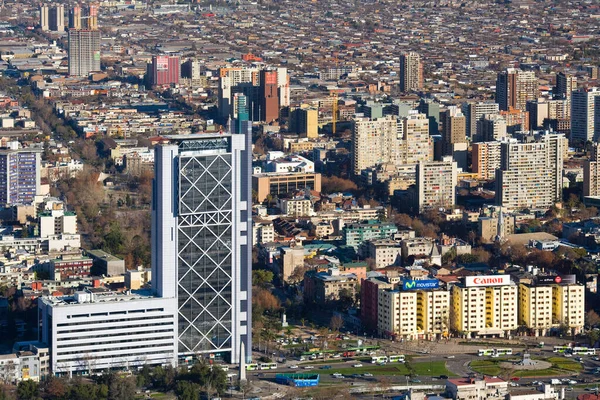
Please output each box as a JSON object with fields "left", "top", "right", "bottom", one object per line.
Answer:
{"left": 403, "top": 279, "right": 439, "bottom": 290}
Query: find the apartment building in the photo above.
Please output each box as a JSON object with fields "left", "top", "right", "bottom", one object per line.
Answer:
{"left": 451, "top": 275, "right": 517, "bottom": 337}
{"left": 377, "top": 289, "right": 418, "bottom": 339}
{"left": 399, "top": 52, "right": 423, "bottom": 92}
{"left": 401, "top": 113, "right": 433, "bottom": 165}
{"left": 463, "top": 102, "right": 499, "bottom": 139}
{"left": 416, "top": 157, "right": 457, "bottom": 212}
{"left": 360, "top": 276, "right": 395, "bottom": 332}
{"left": 416, "top": 290, "right": 450, "bottom": 339}
{"left": 303, "top": 268, "right": 358, "bottom": 304}
{"left": 365, "top": 239, "right": 402, "bottom": 269}
{"left": 496, "top": 68, "right": 538, "bottom": 111}
{"left": 279, "top": 198, "right": 313, "bottom": 217}
{"left": 552, "top": 284, "right": 585, "bottom": 335}
{"left": 472, "top": 141, "right": 502, "bottom": 181}
{"left": 343, "top": 221, "right": 398, "bottom": 249}
{"left": 518, "top": 284, "right": 553, "bottom": 336}
{"left": 476, "top": 114, "right": 507, "bottom": 142}
{"left": 584, "top": 143, "right": 600, "bottom": 198}
{"left": 495, "top": 134, "right": 566, "bottom": 210}
{"left": 570, "top": 87, "right": 600, "bottom": 143}
{"left": 352, "top": 116, "right": 402, "bottom": 175}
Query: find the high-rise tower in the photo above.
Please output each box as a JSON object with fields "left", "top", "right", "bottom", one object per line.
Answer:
{"left": 496, "top": 68, "right": 538, "bottom": 111}
{"left": 152, "top": 132, "right": 252, "bottom": 363}
{"left": 399, "top": 52, "right": 423, "bottom": 93}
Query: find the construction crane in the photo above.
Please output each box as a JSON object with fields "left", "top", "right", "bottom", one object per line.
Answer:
{"left": 331, "top": 91, "right": 338, "bottom": 134}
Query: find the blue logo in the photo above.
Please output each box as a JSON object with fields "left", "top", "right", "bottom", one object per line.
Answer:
{"left": 402, "top": 279, "right": 440, "bottom": 290}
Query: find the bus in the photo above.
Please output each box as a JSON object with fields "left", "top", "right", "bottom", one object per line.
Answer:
{"left": 246, "top": 364, "right": 259, "bottom": 371}
{"left": 553, "top": 346, "right": 571, "bottom": 353}
{"left": 388, "top": 355, "right": 406, "bottom": 363}
{"left": 259, "top": 363, "right": 278, "bottom": 370}
{"left": 371, "top": 356, "right": 388, "bottom": 364}
{"left": 493, "top": 349, "right": 513, "bottom": 356}
{"left": 478, "top": 349, "right": 494, "bottom": 356}
{"left": 572, "top": 347, "right": 596, "bottom": 355}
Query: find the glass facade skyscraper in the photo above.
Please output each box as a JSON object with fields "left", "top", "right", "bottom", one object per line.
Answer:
{"left": 152, "top": 133, "right": 252, "bottom": 363}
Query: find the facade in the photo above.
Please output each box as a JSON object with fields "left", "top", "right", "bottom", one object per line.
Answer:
{"left": 289, "top": 107, "right": 318, "bottom": 138}
{"left": 446, "top": 377, "right": 508, "bottom": 400}
{"left": 463, "top": 102, "right": 499, "bottom": 139}
{"left": 496, "top": 68, "right": 538, "bottom": 111}
{"left": 147, "top": 55, "right": 180, "bottom": 87}
{"left": 401, "top": 113, "right": 433, "bottom": 165}
{"left": 49, "top": 256, "right": 92, "bottom": 280}
{"left": 584, "top": 143, "right": 600, "bottom": 197}
{"left": 343, "top": 221, "right": 398, "bottom": 249}
{"left": 303, "top": 268, "right": 358, "bottom": 304}
{"left": 417, "top": 290, "right": 450, "bottom": 339}
{"left": 68, "top": 5, "right": 81, "bottom": 29}
{"left": 40, "top": 5, "right": 65, "bottom": 32}
{"left": 518, "top": 284, "right": 554, "bottom": 336}
{"left": 416, "top": 157, "right": 457, "bottom": 212}
{"left": 556, "top": 72, "right": 577, "bottom": 116}
{"left": 86, "top": 249, "right": 125, "bottom": 277}
{"left": 152, "top": 133, "right": 252, "bottom": 363}
{"left": 495, "top": 134, "right": 566, "bottom": 210}
{"left": 399, "top": 52, "right": 423, "bottom": 92}
{"left": 0, "top": 147, "right": 42, "bottom": 206}
{"left": 279, "top": 198, "right": 313, "bottom": 217}
{"left": 472, "top": 141, "right": 502, "bottom": 180}
{"left": 68, "top": 29, "right": 101, "bottom": 77}
{"left": 571, "top": 87, "right": 600, "bottom": 143}
{"left": 377, "top": 289, "right": 417, "bottom": 338}
{"left": 281, "top": 245, "right": 304, "bottom": 282}
{"left": 38, "top": 290, "right": 178, "bottom": 376}
{"left": 360, "top": 276, "right": 395, "bottom": 332}
{"left": 441, "top": 107, "right": 466, "bottom": 156}
{"left": 39, "top": 204, "right": 77, "bottom": 238}
{"left": 259, "top": 69, "right": 280, "bottom": 122}
{"left": 476, "top": 114, "right": 507, "bottom": 142}
{"left": 552, "top": 284, "right": 585, "bottom": 335}
{"left": 451, "top": 275, "right": 518, "bottom": 337}
{"left": 352, "top": 116, "right": 401, "bottom": 175}
{"left": 252, "top": 172, "right": 322, "bottom": 203}
{"left": 366, "top": 239, "right": 402, "bottom": 269}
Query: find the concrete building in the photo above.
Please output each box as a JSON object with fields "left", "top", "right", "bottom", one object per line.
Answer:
{"left": 446, "top": 377, "right": 508, "bottom": 400}
{"left": 147, "top": 55, "right": 180, "bottom": 87}
{"left": 252, "top": 172, "right": 322, "bottom": 203}
{"left": 417, "top": 289, "right": 451, "bottom": 339}
{"left": 553, "top": 283, "right": 585, "bottom": 335}
{"left": 401, "top": 237, "right": 435, "bottom": 260}
{"left": 343, "top": 221, "right": 398, "bottom": 249}
{"left": 496, "top": 68, "right": 538, "bottom": 111}
{"left": 85, "top": 249, "right": 125, "bottom": 277}
{"left": 476, "top": 114, "right": 508, "bottom": 142}
{"left": 478, "top": 214, "right": 515, "bottom": 243}
{"left": 495, "top": 134, "right": 566, "bottom": 210}
{"left": 0, "top": 146, "right": 42, "bottom": 206}
{"left": 401, "top": 113, "right": 433, "bottom": 166}
{"left": 303, "top": 268, "right": 358, "bottom": 304}
{"left": 519, "top": 284, "right": 554, "bottom": 336}
{"left": 38, "top": 290, "right": 177, "bottom": 377}
{"left": 416, "top": 157, "right": 457, "bottom": 212}
{"left": 399, "top": 52, "right": 423, "bottom": 92}
{"left": 68, "top": 29, "right": 101, "bottom": 77}
{"left": 451, "top": 275, "right": 517, "bottom": 337}
{"left": 556, "top": 72, "right": 577, "bottom": 116}
{"left": 571, "top": 87, "right": 600, "bottom": 143}
{"left": 377, "top": 289, "right": 418, "bottom": 339}
{"left": 584, "top": 143, "right": 600, "bottom": 197}
{"left": 125, "top": 266, "right": 151, "bottom": 290}
{"left": 281, "top": 244, "right": 304, "bottom": 282}
{"left": 472, "top": 141, "right": 502, "bottom": 181}
{"left": 463, "top": 102, "right": 500, "bottom": 139}
{"left": 152, "top": 133, "right": 252, "bottom": 363}
{"left": 441, "top": 107, "right": 467, "bottom": 156}
{"left": 259, "top": 69, "right": 280, "bottom": 122}
{"left": 40, "top": 5, "right": 64, "bottom": 32}
{"left": 39, "top": 201, "right": 77, "bottom": 238}
{"left": 360, "top": 276, "right": 395, "bottom": 332}
{"left": 352, "top": 116, "right": 402, "bottom": 175}
{"left": 365, "top": 239, "right": 402, "bottom": 269}
{"left": 289, "top": 106, "right": 318, "bottom": 138}
{"left": 279, "top": 198, "right": 313, "bottom": 217}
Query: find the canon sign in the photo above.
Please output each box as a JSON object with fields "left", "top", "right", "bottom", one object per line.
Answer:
{"left": 465, "top": 275, "right": 511, "bottom": 287}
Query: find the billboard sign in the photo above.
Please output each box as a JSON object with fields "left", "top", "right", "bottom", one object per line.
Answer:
{"left": 465, "top": 275, "right": 511, "bottom": 287}
{"left": 403, "top": 279, "right": 440, "bottom": 290}
{"left": 536, "top": 274, "right": 576, "bottom": 285}
{"left": 156, "top": 56, "right": 169, "bottom": 71}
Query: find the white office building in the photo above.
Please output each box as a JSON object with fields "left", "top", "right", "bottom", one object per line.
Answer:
{"left": 38, "top": 290, "right": 177, "bottom": 377}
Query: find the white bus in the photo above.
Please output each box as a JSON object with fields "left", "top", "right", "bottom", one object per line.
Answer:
{"left": 553, "top": 346, "right": 571, "bottom": 353}
{"left": 371, "top": 356, "right": 389, "bottom": 364}
{"left": 246, "top": 364, "right": 259, "bottom": 371}
{"left": 388, "top": 355, "right": 405, "bottom": 363}
{"left": 572, "top": 347, "right": 596, "bottom": 355}
{"left": 259, "top": 363, "right": 278, "bottom": 370}
{"left": 493, "top": 349, "right": 513, "bottom": 356}
{"left": 478, "top": 349, "right": 494, "bottom": 356}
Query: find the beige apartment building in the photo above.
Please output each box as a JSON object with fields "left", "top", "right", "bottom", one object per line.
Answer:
{"left": 472, "top": 141, "right": 502, "bottom": 181}
{"left": 584, "top": 143, "right": 600, "bottom": 197}
{"left": 352, "top": 116, "right": 402, "bottom": 175}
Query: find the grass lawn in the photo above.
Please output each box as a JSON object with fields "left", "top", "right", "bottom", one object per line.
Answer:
{"left": 410, "top": 361, "right": 455, "bottom": 377}
{"left": 469, "top": 360, "right": 502, "bottom": 376}
{"left": 514, "top": 368, "right": 568, "bottom": 378}
{"left": 323, "top": 363, "right": 411, "bottom": 376}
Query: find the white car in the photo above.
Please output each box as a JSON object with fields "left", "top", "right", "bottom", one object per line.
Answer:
{"left": 353, "top": 364, "right": 363, "bottom": 368}
{"left": 289, "top": 365, "right": 299, "bottom": 369}
{"left": 363, "top": 373, "right": 374, "bottom": 377}
{"left": 303, "top": 366, "right": 315, "bottom": 370}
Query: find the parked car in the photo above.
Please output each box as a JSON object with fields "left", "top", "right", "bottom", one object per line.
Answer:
{"left": 289, "top": 365, "right": 299, "bottom": 369}
{"left": 440, "top": 375, "right": 449, "bottom": 379}
{"left": 411, "top": 379, "right": 421, "bottom": 383}
{"left": 320, "top": 366, "right": 332, "bottom": 370}
{"left": 304, "top": 366, "right": 314, "bottom": 370}
{"left": 353, "top": 364, "right": 363, "bottom": 368}
{"left": 363, "top": 373, "right": 374, "bottom": 377}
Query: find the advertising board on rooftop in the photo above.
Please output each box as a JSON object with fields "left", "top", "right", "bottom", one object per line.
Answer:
{"left": 464, "top": 275, "right": 511, "bottom": 287}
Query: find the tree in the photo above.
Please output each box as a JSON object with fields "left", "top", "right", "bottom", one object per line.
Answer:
{"left": 108, "top": 375, "right": 136, "bottom": 400}
{"left": 44, "top": 376, "right": 67, "bottom": 399}
{"left": 16, "top": 380, "right": 39, "bottom": 400}
{"left": 329, "top": 314, "right": 344, "bottom": 333}
{"left": 321, "top": 176, "right": 357, "bottom": 194}
{"left": 585, "top": 329, "right": 600, "bottom": 347}
{"left": 586, "top": 310, "right": 600, "bottom": 328}
{"left": 175, "top": 381, "right": 200, "bottom": 400}
{"left": 252, "top": 270, "right": 274, "bottom": 287}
